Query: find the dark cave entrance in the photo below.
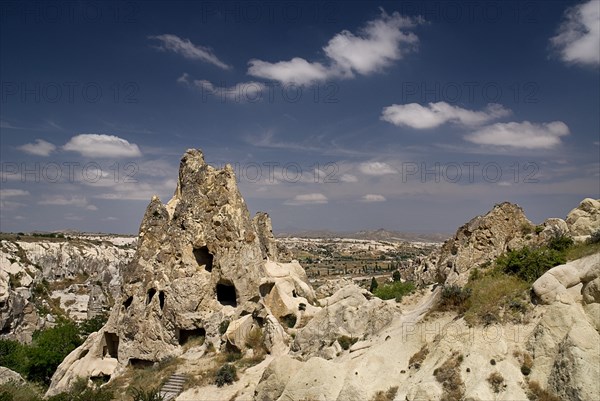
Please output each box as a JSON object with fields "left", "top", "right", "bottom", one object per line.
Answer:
{"left": 103, "top": 332, "right": 119, "bottom": 358}
{"left": 216, "top": 281, "right": 237, "bottom": 307}
{"left": 176, "top": 327, "right": 206, "bottom": 346}
{"left": 193, "top": 246, "right": 214, "bottom": 272}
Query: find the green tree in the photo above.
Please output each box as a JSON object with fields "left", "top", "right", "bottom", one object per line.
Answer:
{"left": 392, "top": 270, "right": 401, "bottom": 282}
{"left": 26, "top": 321, "right": 83, "bottom": 385}
{"left": 369, "top": 277, "right": 378, "bottom": 292}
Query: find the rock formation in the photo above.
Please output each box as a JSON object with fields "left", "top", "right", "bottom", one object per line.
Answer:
{"left": 566, "top": 198, "right": 600, "bottom": 242}
{"left": 47, "top": 149, "right": 316, "bottom": 395}
{"left": 0, "top": 238, "right": 134, "bottom": 342}
{"left": 405, "top": 202, "right": 534, "bottom": 286}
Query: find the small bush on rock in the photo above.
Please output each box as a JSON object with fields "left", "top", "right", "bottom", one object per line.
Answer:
{"left": 215, "top": 363, "right": 237, "bottom": 387}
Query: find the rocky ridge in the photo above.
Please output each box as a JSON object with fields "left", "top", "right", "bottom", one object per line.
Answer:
{"left": 44, "top": 149, "right": 599, "bottom": 401}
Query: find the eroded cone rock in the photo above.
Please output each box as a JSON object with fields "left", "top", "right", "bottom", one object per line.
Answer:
{"left": 407, "top": 202, "right": 534, "bottom": 286}
{"left": 47, "top": 149, "right": 315, "bottom": 395}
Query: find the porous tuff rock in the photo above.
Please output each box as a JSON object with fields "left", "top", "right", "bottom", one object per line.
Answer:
{"left": 47, "top": 149, "right": 314, "bottom": 396}
{"left": 406, "top": 202, "right": 533, "bottom": 286}
{"left": 566, "top": 198, "right": 600, "bottom": 242}
{"left": 532, "top": 253, "right": 600, "bottom": 305}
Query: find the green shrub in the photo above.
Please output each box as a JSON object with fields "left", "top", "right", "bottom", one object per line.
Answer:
{"left": 337, "top": 336, "right": 357, "bottom": 350}
{"left": 373, "top": 281, "right": 415, "bottom": 302}
{"left": 0, "top": 382, "right": 43, "bottom": 401}
{"left": 547, "top": 235, "right": 574, "bottom": 252}
{"left": 437, "top": 285, "right": 471, "bottom": 313}
{"left": 496, "top": 246, "right": 565, "bottom": 282}
{"left": 128, "top": 387, "right": 164, "bottom": 401}
{"left": 77, "top": 314, "right": 108, "bottom": 337}
{"left": 392, "top": 271, "right": 401, "bottom": 282}
{"left": 0, "top": 340, "right": 27, "bottom": 375}
{"left": 215, "top": 364, "right": 237, "bottom": 387}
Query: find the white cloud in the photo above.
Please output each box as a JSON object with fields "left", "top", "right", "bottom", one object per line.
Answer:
{"left": 340, "top": 173, "right": 358, "bottom": 183}
{"left": 248, "top": 10, "right": 422, "bottom": 85}
{"left": 358, "top": 161, "right": 396, "bottom": 176}
{"left": 360, "top": 194, "right": 386, "bottom": 202}
{"left": 178, "top": 74, "right": 265, "bottom": 101}
{"left": 284, "top": 193, "right": 328, "bottom": 205}
{"left": 63, "top": 134, "right": 142, "bottom": 158}
{"left": 18, "top": 139, "right": 56, "bottom": 156}
{"left": 551, "top": 0, "right": 600, "bottom": 66}
{"left": 381, "top": 102, "right": 510, "bottom": 129}
{"left": 0, "top": 189, "right": 30, "bottom": 199}
{"left": 38, "top": 195, "right": 97, "bottom": 210}
{"left": 464, "top": 121, "right": 570, "bottom": 149}
{"left": 248, "top": 58, "right": 329, "bottom": 86}
{"left": 149, "top": 34, "right": 231, "bottom": 70}
{"left": 323, "top": 10, "right": 420, "bottom": 76}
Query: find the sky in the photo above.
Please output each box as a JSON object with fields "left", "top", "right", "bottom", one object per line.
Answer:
{"left": 0, "top": 0, "right": 599, "bottom": 234}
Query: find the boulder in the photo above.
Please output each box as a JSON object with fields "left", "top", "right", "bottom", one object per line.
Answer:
{"left": 532, "top": 254, "right": 600, "bottom": 305}
{"left": 566, "top": 198, "right": 600, "bottom": 242}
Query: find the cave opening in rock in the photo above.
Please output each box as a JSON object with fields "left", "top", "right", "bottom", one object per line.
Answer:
{"left": 216, "top": 281, "right": 237, "bottom": 307}
{"left": 129, "top": 358, "right": 154, "bottom": 368}
{"left": 147, "top": 288, "right": 156, "bottom": 305}
{"left": 176, "top": 327, "right": 206, "bottom": 346}
{"left": 103, "top": 332, "right": 119, "bottom": 358}
{"left": 159, "top": 291, "right": 165, "bottom": 309}
{"left": 123, "top": 295, "right": 133, "bottom": 309}
{"left": 193, "top": 246, "right": 214, "bottom": 272}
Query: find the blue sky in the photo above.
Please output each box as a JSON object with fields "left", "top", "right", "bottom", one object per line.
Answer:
{"left": 1, "top": 0, "right": 599, "bottom": 234}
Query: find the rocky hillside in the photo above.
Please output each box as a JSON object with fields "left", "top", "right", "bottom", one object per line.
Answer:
{"left": 0, "top": 235, "right": 135, "bottom": 342}
{"left": 404, "top": 199, "right": 599, "bottom": 286}
{"left": 42, "top": 149, "right": 599, "bottom": 401}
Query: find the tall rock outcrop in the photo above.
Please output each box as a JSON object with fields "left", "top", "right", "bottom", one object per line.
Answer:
{"left": 405, "top": 202, "right": 533, "bottom": 285}
{"left": 47, "top": 149, "right": 315, "bottom": 395}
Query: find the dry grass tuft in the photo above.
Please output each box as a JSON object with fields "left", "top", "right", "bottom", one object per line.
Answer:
{"left": 434, "top": 351, "right": 465, "bottom": 401}
{"left": 370, "top": 386, "right": 399, "bottom": 401}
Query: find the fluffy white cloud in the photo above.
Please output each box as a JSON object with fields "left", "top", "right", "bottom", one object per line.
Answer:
{"left": 381, "top": 102, "right": 510, "bottom": 129}
{"left": 63, "top": 134, "right": 142, "bottom": 158}
{"left": 324, "top": 11, "right": 420, "bottom": 76}
{"left": 464, "top": 121, "right": 570, "bottom": 149}
{"left": 18, "top": 139, "right": 56, "bottom": 156}
{"left": 284, "top": 193, "right": 328, "bottom": 205}
{"left": 178, "top": 74, "right": 265, "bottom": 101}
{"left": 248, "top": 10, "right": 421, "bottom": 85}
{"left": 360, "top": 194, "right": 386, "bottom": 202}
{"left": 38, "top": 195, "right": 97, "bottom": 210}
{"left": 149, "top": 34, "right": 231, "bottom": 70}
{"left": 358, "top": 162, "right": 396, "bottom": 176}
{"left": 551, "top": 0, "right": 600, "bottom": 66}
{"left": 248, "top": 58, "right": 329, "bottom": 86}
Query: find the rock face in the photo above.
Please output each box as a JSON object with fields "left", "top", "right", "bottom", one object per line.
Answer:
{"left": 0, "top": 238, "right": 134, "bottom": 342}
{"left": 406, "top": 202, "right": 533, "bottom": 285}
{"left": 528, "top": 253, "right": 600, "bottom": 401}
{"left": 566, "top": 198, "right": 600, "bottom": 242}
{"left": 47, "top": 149, "right": 315, "bottom": 395}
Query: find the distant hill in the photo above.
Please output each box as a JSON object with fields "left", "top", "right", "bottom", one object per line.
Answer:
{"left": 275, "top": 228, "right": 450, "bottom": 243}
